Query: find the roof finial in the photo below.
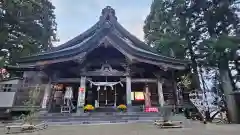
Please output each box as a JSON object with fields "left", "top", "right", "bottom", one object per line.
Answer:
{"left": 100, "top": 6, "right": 117, "bottom": 21}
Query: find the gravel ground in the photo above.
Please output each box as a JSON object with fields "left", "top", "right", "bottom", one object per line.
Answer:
{"left": 1, "top": 122, "right": 240, "bottom": 135}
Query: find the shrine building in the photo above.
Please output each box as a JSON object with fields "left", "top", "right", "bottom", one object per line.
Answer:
{"left": 5, "top": 6, "right": 190, "bottom": 113}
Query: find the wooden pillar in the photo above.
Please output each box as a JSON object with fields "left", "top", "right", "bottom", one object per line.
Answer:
{"left": 41, "top": 80, "right": 51, "bottom": 109}
{"left": 157, "top": 78, "right": 164, "bottom": 107}
{"left": 126, "top": 76, "right": 132, "bottom": 106}
{"left": 171, "top": 71, "right": 179, "bottom": 108}
{"left": 144, "top": 84, "right": 151, "bottom": 107}
{"left": 77, "top": 76, "right": 86, "bottom": 108}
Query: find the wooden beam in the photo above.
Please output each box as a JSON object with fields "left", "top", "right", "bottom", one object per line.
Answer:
{"left": 52, "top": 77, "right": 158, "bottom": 83}
{"left": 121, "top": 78, "right": 157, "bottom": 83}
{"left": 52, "top": 78, "right": 80, "bottom": 83}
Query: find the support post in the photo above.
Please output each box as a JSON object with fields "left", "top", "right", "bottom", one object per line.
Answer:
{"left": 157, "top": 78, "right": 164, "bottom": 107}
{"left": 126, "top": 76, "right": 132, "bottom": 106}
{"left": 144, "top": 84, "right": 151, "bottom": 107}
{"left": 171, "top": 71, "right": 179, "bottom": 111}
{"left": 77, "top": 76, "right": 86, "bottom": 109}
{"left": 41, "top": 80, "right": 51, "bottom": 109}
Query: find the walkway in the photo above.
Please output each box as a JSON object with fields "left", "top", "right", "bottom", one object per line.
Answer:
{"left": 1, "top": 122, "right": 240, "bottom": 135}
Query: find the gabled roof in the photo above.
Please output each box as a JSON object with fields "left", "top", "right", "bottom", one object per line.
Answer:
{"left": 16, "top": 6, "right": 190, "bottom": 70}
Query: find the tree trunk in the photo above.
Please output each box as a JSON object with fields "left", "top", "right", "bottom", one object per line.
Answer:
{"left": 219, "top": 66, "right": 238, "bottom": 123}
{"left": 187, "top": 38, "right": 201, "bottom": 90}
{"left": 234, "top": 59, "right": 240, "bottom": 88}
{"left": 228, "top": 67, "right": 237, "bottom": 91}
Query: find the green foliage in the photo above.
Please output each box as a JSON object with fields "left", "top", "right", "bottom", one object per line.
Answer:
{"left": 177, "top": 74, "right": 191, "bottom": 90}
{"left": 0, "top": 0, "right": 57, "bottom": 65}
{"left": 0, "top": 57, "right": 6, "bottom": 68}
{"left": 20, "top": 85, "right": 41, "bottom": 124}
{"left": 153, "top": 33, "right": 187, "bottom": 59}
{"left": 198, "top": 35, "right": 240, "bottom": 68}
{"left": 144, "top": 0, "right": 240, "bottom": 95}
{"left": 144, "top": 0, "right": 207, "bottom": 89}
{"left": 144, "top": 0, "right": 188, "bottom": 59}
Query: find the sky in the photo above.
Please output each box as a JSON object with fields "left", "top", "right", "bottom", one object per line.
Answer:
{"left": 50, "top": 0, "right": 152, "bottom": 46}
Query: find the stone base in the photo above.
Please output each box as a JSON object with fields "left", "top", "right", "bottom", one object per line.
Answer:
{"left": 126, "top": 106, "right": 144, "bottom": 113}
{"left": 127, "top": 106, "right": 134, "bottom": 112}
{"left": 76, "top": 107, "right": 84, "bottom": 114}
{"left": 37, "top": 109, "right": 49, "bottom": 117}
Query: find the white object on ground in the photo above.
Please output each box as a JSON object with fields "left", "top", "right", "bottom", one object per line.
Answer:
{"left": 4, "top": 122, "right": 48, "bottom": 134}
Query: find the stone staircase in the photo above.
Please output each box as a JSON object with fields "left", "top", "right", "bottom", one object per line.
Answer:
{"left": 36, "top": 112, "right": 187, "bottom": 125}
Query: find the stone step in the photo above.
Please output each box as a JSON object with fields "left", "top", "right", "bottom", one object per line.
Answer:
{"left": 37, "top": 115, "right": 161, "bottom": 119}
{"left": 8, "top": 114, "right": 188, "bottom": 126}
{"left": 40, "top": 119, "right": 157, "bottom": 126}
{"left": 36, "top": 116, "right": 162, "bottom": 122}
{"left": 37, "top": 115, "right": 162, "bottom": 120}
{"left": 36, "top": 112, "right": 162, "bottom": 123}
{"left": 39, "top": 111, "right": 161, "bottom": 116}
{"left": 94, "top": 107, "right": 117, "bottom": 112}
{"left": 37, "top": 113, "right": 184, "bottom": 120}
{"left": 45, "top": 115, "right": 187, "bottom": 125}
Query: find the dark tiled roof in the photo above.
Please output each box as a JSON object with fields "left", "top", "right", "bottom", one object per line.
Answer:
{"left": 17, "top": 6, "right": 190, "bottom": 68}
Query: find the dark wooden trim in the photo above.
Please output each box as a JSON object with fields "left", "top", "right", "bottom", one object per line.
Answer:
{"left": 121, "top": 78, "right": 157, "bottom": 83}
{"left": 52, "top": 78, "right": 81, "bottom": 83}
{"left": 52, "top": 77, "right": 158, "bottom": 83}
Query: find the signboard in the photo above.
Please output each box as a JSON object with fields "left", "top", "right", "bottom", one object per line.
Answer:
{"left": 131, "top": 92, "right": 134, "bottom": 100}
{"left": 131, "top": 92, "right": 145, "bottom": 101}
{"left": 78, "top": 87, "right": 86, "bottom": 107}
{"left": 79, "top": 87, "right": 85, "bottom": 92}
{"left": 135, "top": 92, "right": 144, "bottom": 101}
{"left": 145, "top": 107, "right": 159, "bottom": 112}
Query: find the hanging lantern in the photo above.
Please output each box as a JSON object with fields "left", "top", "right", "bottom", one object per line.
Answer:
{"left": 104, "top": 86, "right": 107, "bottom": 90}
{"left": 97, "top": 86, "right": 100, "bottom": 91}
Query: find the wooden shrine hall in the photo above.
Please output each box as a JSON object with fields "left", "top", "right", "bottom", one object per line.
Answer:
{"left": 6, "top": 6, "right": 190, "bottom": 113}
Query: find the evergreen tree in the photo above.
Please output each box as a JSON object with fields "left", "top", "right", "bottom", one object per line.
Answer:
{"left": 0, "top": 0, "right": 57, "bottom": 65}
{"left": 144, "top": 0, "right": 240, "bottom": 122}
{"left": 144, "top": 0, "right": 207, "bottom": 90}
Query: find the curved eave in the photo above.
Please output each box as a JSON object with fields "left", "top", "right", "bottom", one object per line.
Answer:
{"left": 53, "top": 22, "right": 100, "bottom": 51}
{"left": 19, "top": 22, "right": 101, "bottom": 62}
{"left": 108, "top": 33, "right": 189, "bottom": 67}
{"left": 16, "top": 17, "right": 189, "bottom": 70}
{"left": 16, "top": 30, "right": 189, "bottom": 70}
{"left": 114, "top": 21, "right": 159, "bottom": 54}
{"left": 18, "top": 27, "right": 110, "bottom": 63}
{"left": 113, "top": 21, "right": 190, "bottom": 64}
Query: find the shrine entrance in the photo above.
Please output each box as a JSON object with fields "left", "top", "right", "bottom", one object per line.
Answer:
{"left": 96, "top": 83, "right": 126, "bottom": 107}
{"left": 86, "top": 75, "right": 126, "bottom": 107}
{"left": 98, "top": 86, "right": 115, "bottom": 106}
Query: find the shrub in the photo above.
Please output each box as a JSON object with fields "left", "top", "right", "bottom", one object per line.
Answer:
{"left": 117, "top": 104, "right": 127, "bottom": 112}
{"left": 84, "top": 104, "right": 95, "bottom": 112}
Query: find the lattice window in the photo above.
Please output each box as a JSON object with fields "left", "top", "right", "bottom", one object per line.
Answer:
{"left": 2, "top": 84, "right": 12, "bottom": 92}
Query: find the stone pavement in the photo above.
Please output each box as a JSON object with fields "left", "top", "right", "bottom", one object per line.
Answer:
{"left": 0, "top": 122, "right": 240, "bottom": 135}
